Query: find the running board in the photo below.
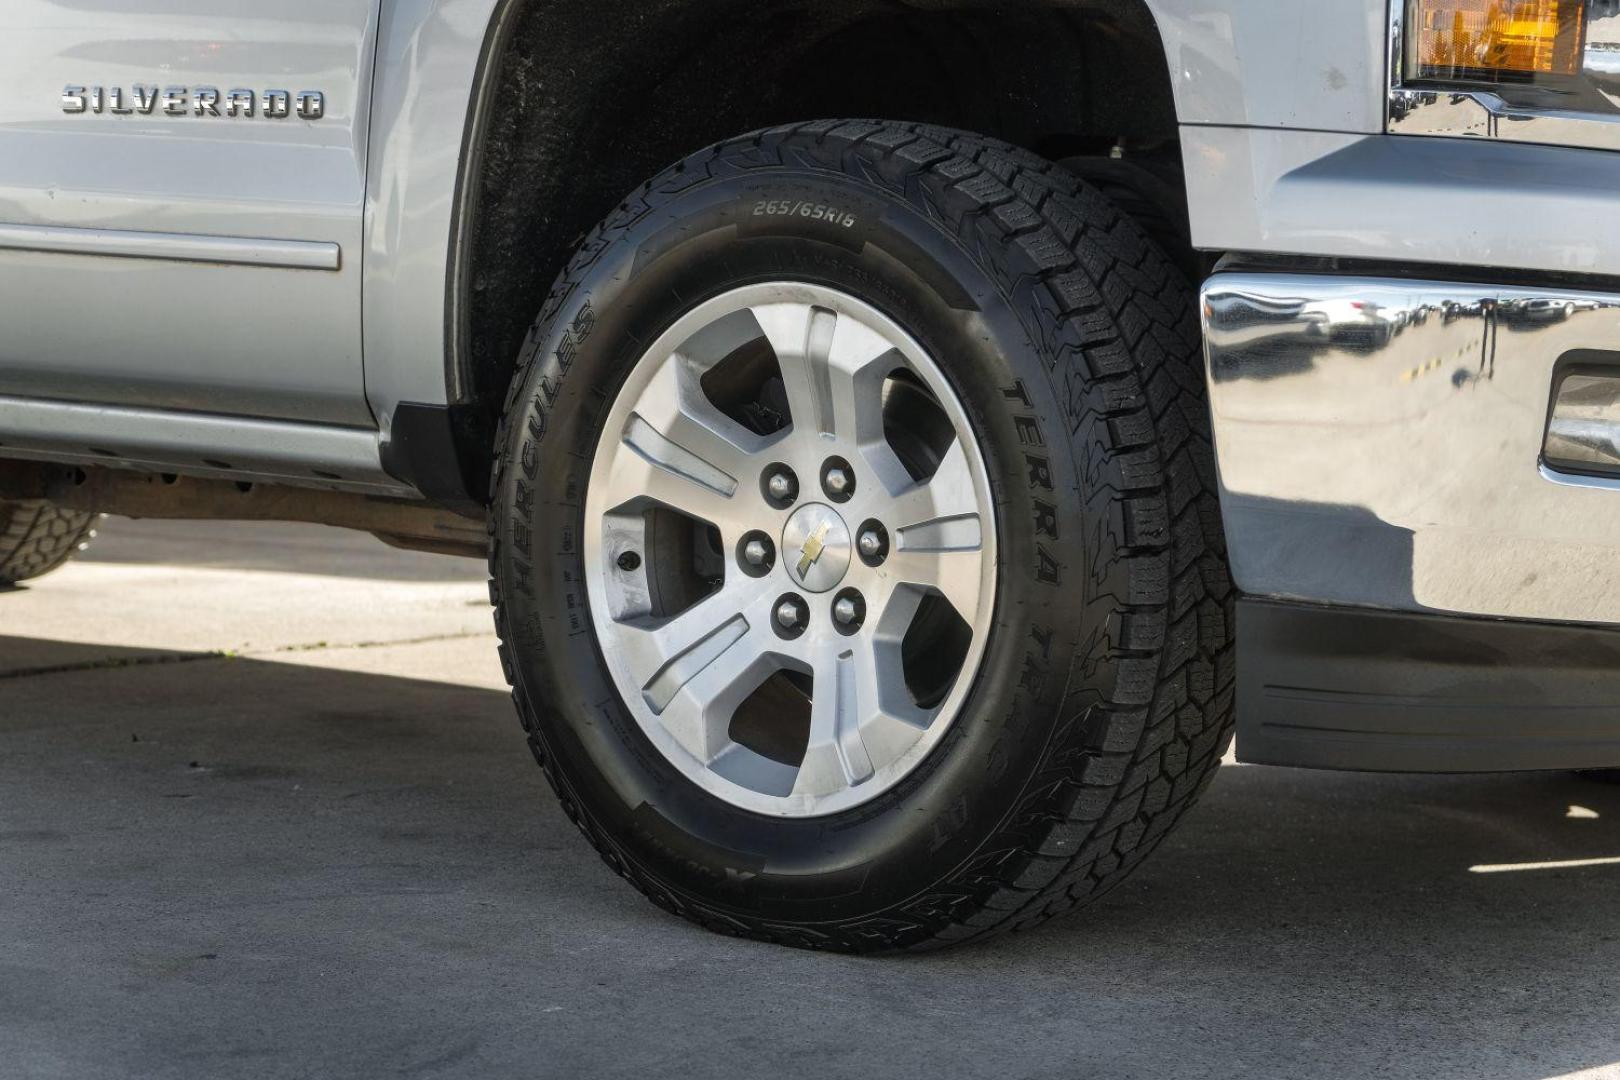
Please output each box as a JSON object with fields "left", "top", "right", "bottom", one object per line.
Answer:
{"left": 0, "top": 395, "right": 409, "bottom": 496}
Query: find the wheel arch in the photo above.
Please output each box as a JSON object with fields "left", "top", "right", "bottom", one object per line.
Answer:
{"left": 442, "top": 0, "right": 1184, "bottom": 477}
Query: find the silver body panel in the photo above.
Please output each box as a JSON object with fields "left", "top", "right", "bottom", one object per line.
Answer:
{"left": 1145, "top": 0, "right": 1386, "bottom": 132}
{"left": 0, "top": 0, "right": 503, "bottom": 484}
{"left": 1205, "top": 273, "right": 1620, "bottom": 626}
{"left": 0, "top": 0, "right": 379, "bottom": 427}
{"left": 1180, "top": 127, "right": 1620, "bottom": 278}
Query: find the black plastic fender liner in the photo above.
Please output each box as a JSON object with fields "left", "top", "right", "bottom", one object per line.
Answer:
{"left": 379, "top": 402, "right": 493, "bottom": 512}
{"left": 1237, "top": 598, "right": 1620, "bottom": 773}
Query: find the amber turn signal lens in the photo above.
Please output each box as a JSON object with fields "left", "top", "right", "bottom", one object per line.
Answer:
{"left": 1411, "top": 0, "right": 1586, "bottom": 80}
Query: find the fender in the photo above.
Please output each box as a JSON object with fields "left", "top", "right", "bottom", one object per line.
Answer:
{"left": 362, "top": 0, "right": 505, "bottom": 429}
{"left": 360, "top": 0, "right": 1386, "bottom": 504}
{"left": 1142, "top": 0, "right": 1386, "bottom": 133}
{"left": 362, "top": 0, "right": 506, "bottom": 504}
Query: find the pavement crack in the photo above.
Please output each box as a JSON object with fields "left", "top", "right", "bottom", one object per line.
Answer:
{"left": 0, "top": 650, "right": 228, "bottom": 681}
{"left": 1, "top": 632, "right": 491, "bottom": 683}
{"left": 263, "top": 631, "right": 490, "bottom": 656}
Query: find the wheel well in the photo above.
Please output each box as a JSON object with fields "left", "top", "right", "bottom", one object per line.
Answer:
{"left": 454, "top": 0, "right": 1180, "bottom": 431}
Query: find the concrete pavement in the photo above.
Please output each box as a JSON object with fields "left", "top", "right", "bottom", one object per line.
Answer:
{"left": 3, "top": 518, "right": 1619, "bottom": 1079}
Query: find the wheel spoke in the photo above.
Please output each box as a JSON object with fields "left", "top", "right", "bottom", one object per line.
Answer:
{"left": 620, "top": 581, "right": 773, "bottom": 712}
{"left": 602, "top": 446, "right": 731, "bottom": 534}
{"left": 753, "top": 303, "right": 897, "bottom": 445}
{"left": 882, "top": 548, "right": 985, "bottom": 625}
{"left": 655, "top": 623, "right": 776, "bottom": 765}
{"left": 608, "top": 352, "right": 769, "bottom": 524}
{"left": 793, "top": 640, "right": 930, "bottom": 798}
{"left": 794, "top": 647, "right": 873, "bottom": 796}
{"left": 641, "top": 352, "right": 766, "bottom": 461}
{"left": 754, "top": 302, "right": 837, "bottom": 439}
{"left": 889, "top": 437, "right": 981, "bottom": 529}
{"left": 604, "top": 377, "right": 755, "bottom": 529}
{"left": 825, "top": 315, "right": 900, "bottom": 446}
{"left": 877, "top": 437, "right": 986, "bottom": 618}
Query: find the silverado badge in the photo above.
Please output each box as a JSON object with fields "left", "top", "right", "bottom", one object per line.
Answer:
{"left": 62, "top": 85, "right": 325, "bottom": 120}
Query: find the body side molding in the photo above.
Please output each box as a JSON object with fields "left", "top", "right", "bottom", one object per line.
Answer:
{"left": 0, "top": 222, "right": 340, "bottom": 271}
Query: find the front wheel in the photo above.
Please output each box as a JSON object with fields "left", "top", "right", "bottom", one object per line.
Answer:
{"left": 490, "top": 121, "right": 1235, "bottom": 951}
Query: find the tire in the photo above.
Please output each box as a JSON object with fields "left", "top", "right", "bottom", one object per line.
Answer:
{"left": 490, "top": 120, "right": 1235, "bottom": 951}
{"left": 1058, "top": 155, "right": 1204, "bottom": 285}
{"left": 0, "top": 499, "right": 98, "bottom": 586}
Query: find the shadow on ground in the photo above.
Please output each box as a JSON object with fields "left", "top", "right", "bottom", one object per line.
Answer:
{"left": 3, "top": 637, "right": 1618, "bottom": 1080}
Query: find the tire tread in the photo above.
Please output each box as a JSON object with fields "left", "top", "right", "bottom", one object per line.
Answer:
{"left": 0, "top": 499, "right": 98, "bottom": 585}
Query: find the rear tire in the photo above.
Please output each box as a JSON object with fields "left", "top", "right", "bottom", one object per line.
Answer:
{"left": 0, "top": 499, "right": 98, "bottom": 586}
{"left": 490, "top": 120, "right": 1235, "bottom": 951}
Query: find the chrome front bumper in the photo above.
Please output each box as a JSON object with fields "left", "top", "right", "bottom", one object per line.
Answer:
{"left": 1202, "top": 272, "right": 1620, "bottom": 626}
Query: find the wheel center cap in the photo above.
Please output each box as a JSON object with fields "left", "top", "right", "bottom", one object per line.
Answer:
{"left": 781, "top": 503, "right": 852, "bottom": 593}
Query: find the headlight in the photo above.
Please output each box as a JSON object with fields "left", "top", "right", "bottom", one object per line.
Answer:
{"left": 1409, "top": 0, "right": 1586, "bottom": 83}
{"left": 1392, "top": 1, "right": 1620, "bottom": 143}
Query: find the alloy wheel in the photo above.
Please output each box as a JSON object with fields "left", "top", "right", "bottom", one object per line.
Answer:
{"left": 582, "top": 282, "right": 997, "bottom": 817}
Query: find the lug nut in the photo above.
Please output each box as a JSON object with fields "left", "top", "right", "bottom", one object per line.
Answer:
{"left": 767, "top": 470, "right": 796, "bottom": 503}
{"left": 831, "top": 589, "right": 866, "bottom": 634}
{"left": 820, "top": 457, "right": 855, "bottom": 501}
{"left": 738, "top": 532, "right": 776, "bottom": 576}
{"left": 772, "top": 593, "right": 809, "bottom": 639}
{"left": 856, "top": 522, "right": 889, "bottom": 568}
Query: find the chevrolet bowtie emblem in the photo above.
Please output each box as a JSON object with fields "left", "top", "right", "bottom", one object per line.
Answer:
{"left": 796, "top": 521, "right": 832, "bottom": 578}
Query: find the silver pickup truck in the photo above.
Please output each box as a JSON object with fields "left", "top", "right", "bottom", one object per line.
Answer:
{"left": 4, "top": 0, "right": 1618, "bottom": 952}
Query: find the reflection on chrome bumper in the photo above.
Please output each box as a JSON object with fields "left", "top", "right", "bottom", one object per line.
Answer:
{"left": 1202, "top": 272, "right": 1620, "bottom": 625}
